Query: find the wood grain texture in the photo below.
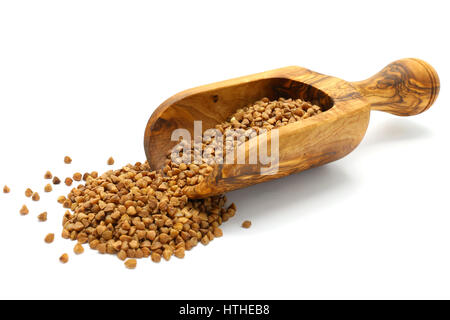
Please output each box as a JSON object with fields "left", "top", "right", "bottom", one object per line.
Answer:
{"left": 144, "top": 58, "right": 440, "bottom": 198}
{"left": 352, "top": 58, "right": 440, "bottom": 116}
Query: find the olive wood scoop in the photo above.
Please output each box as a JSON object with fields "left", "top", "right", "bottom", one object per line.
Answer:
{"left": 144, "top": 58, "right": 440, "bottom": 198}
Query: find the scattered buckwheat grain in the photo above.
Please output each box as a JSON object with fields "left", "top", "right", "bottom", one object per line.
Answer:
{"left": 64, "top": 177, "right": 73, "bottom": 186}
{"left": 124, "top": 259, "right": 137, "bottom": 269}
{"left": 32, "top": 192, "right": 40, "bottom": 201}
{"left": 64, "top": 156, "right": 72, "bottom": 164}
{"left": 62, "top": 200, "right": 71, "bottom": 208}
{"left": 44, "top": 171, "right": 52, "bottom": 179}
{"left": 52, "top": 176, "right": 61, "bottom": 185}
{"left": 74, "top": 243, "right": 84, "bottom": 254}
{"left": 44, "top": 233, "right": 55, "bottom": 243}
{"left": 73, "top": 172, "right": 82, "bottom": 181}
{"left": 44, "top": 184, "right": 52, "bottom": 192}
{"left": 59, "top": 253, "right": 69, "bottom": 263}
{"left": 242, "top": 220, "right": 252, "bottom": 228}
{"left": 20, "top": 205, "right": 29, "bottom": 215}
{"left": 38, "top": 212, "right": 47, "bottom": 222}
{"left": 3, "top": 185, "right": 10, "bottom": 193}
{"left": 107, "top": 157, "right": 114, "bottom": 165}
{"left": 25, "top": 188, "right": 33, "bottom": 197}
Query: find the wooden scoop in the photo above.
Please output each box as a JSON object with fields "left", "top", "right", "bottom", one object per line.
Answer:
{"left": 144, "top": 58, "right": 440, "bottom": 198}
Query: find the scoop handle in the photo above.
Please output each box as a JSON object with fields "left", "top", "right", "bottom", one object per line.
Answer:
{"left": 352, "top": 58, "right": 440, "bottom": 116}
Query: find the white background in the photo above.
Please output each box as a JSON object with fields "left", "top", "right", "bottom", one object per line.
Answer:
{"left": 0, "top": 0, "right": 449, "bottom": 299}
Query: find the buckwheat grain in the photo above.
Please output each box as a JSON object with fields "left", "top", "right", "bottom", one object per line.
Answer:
{"left": 20, "top": 205, "right": 29, "bottom": 215}
{"left": 59, "top": 253, "right": 69, "bottom": 263}
{"left": 38, "top": 212, "right": 47, "bottom": 222}
{"left": 45, "top": 233, "right": 55, "bottom": 243}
